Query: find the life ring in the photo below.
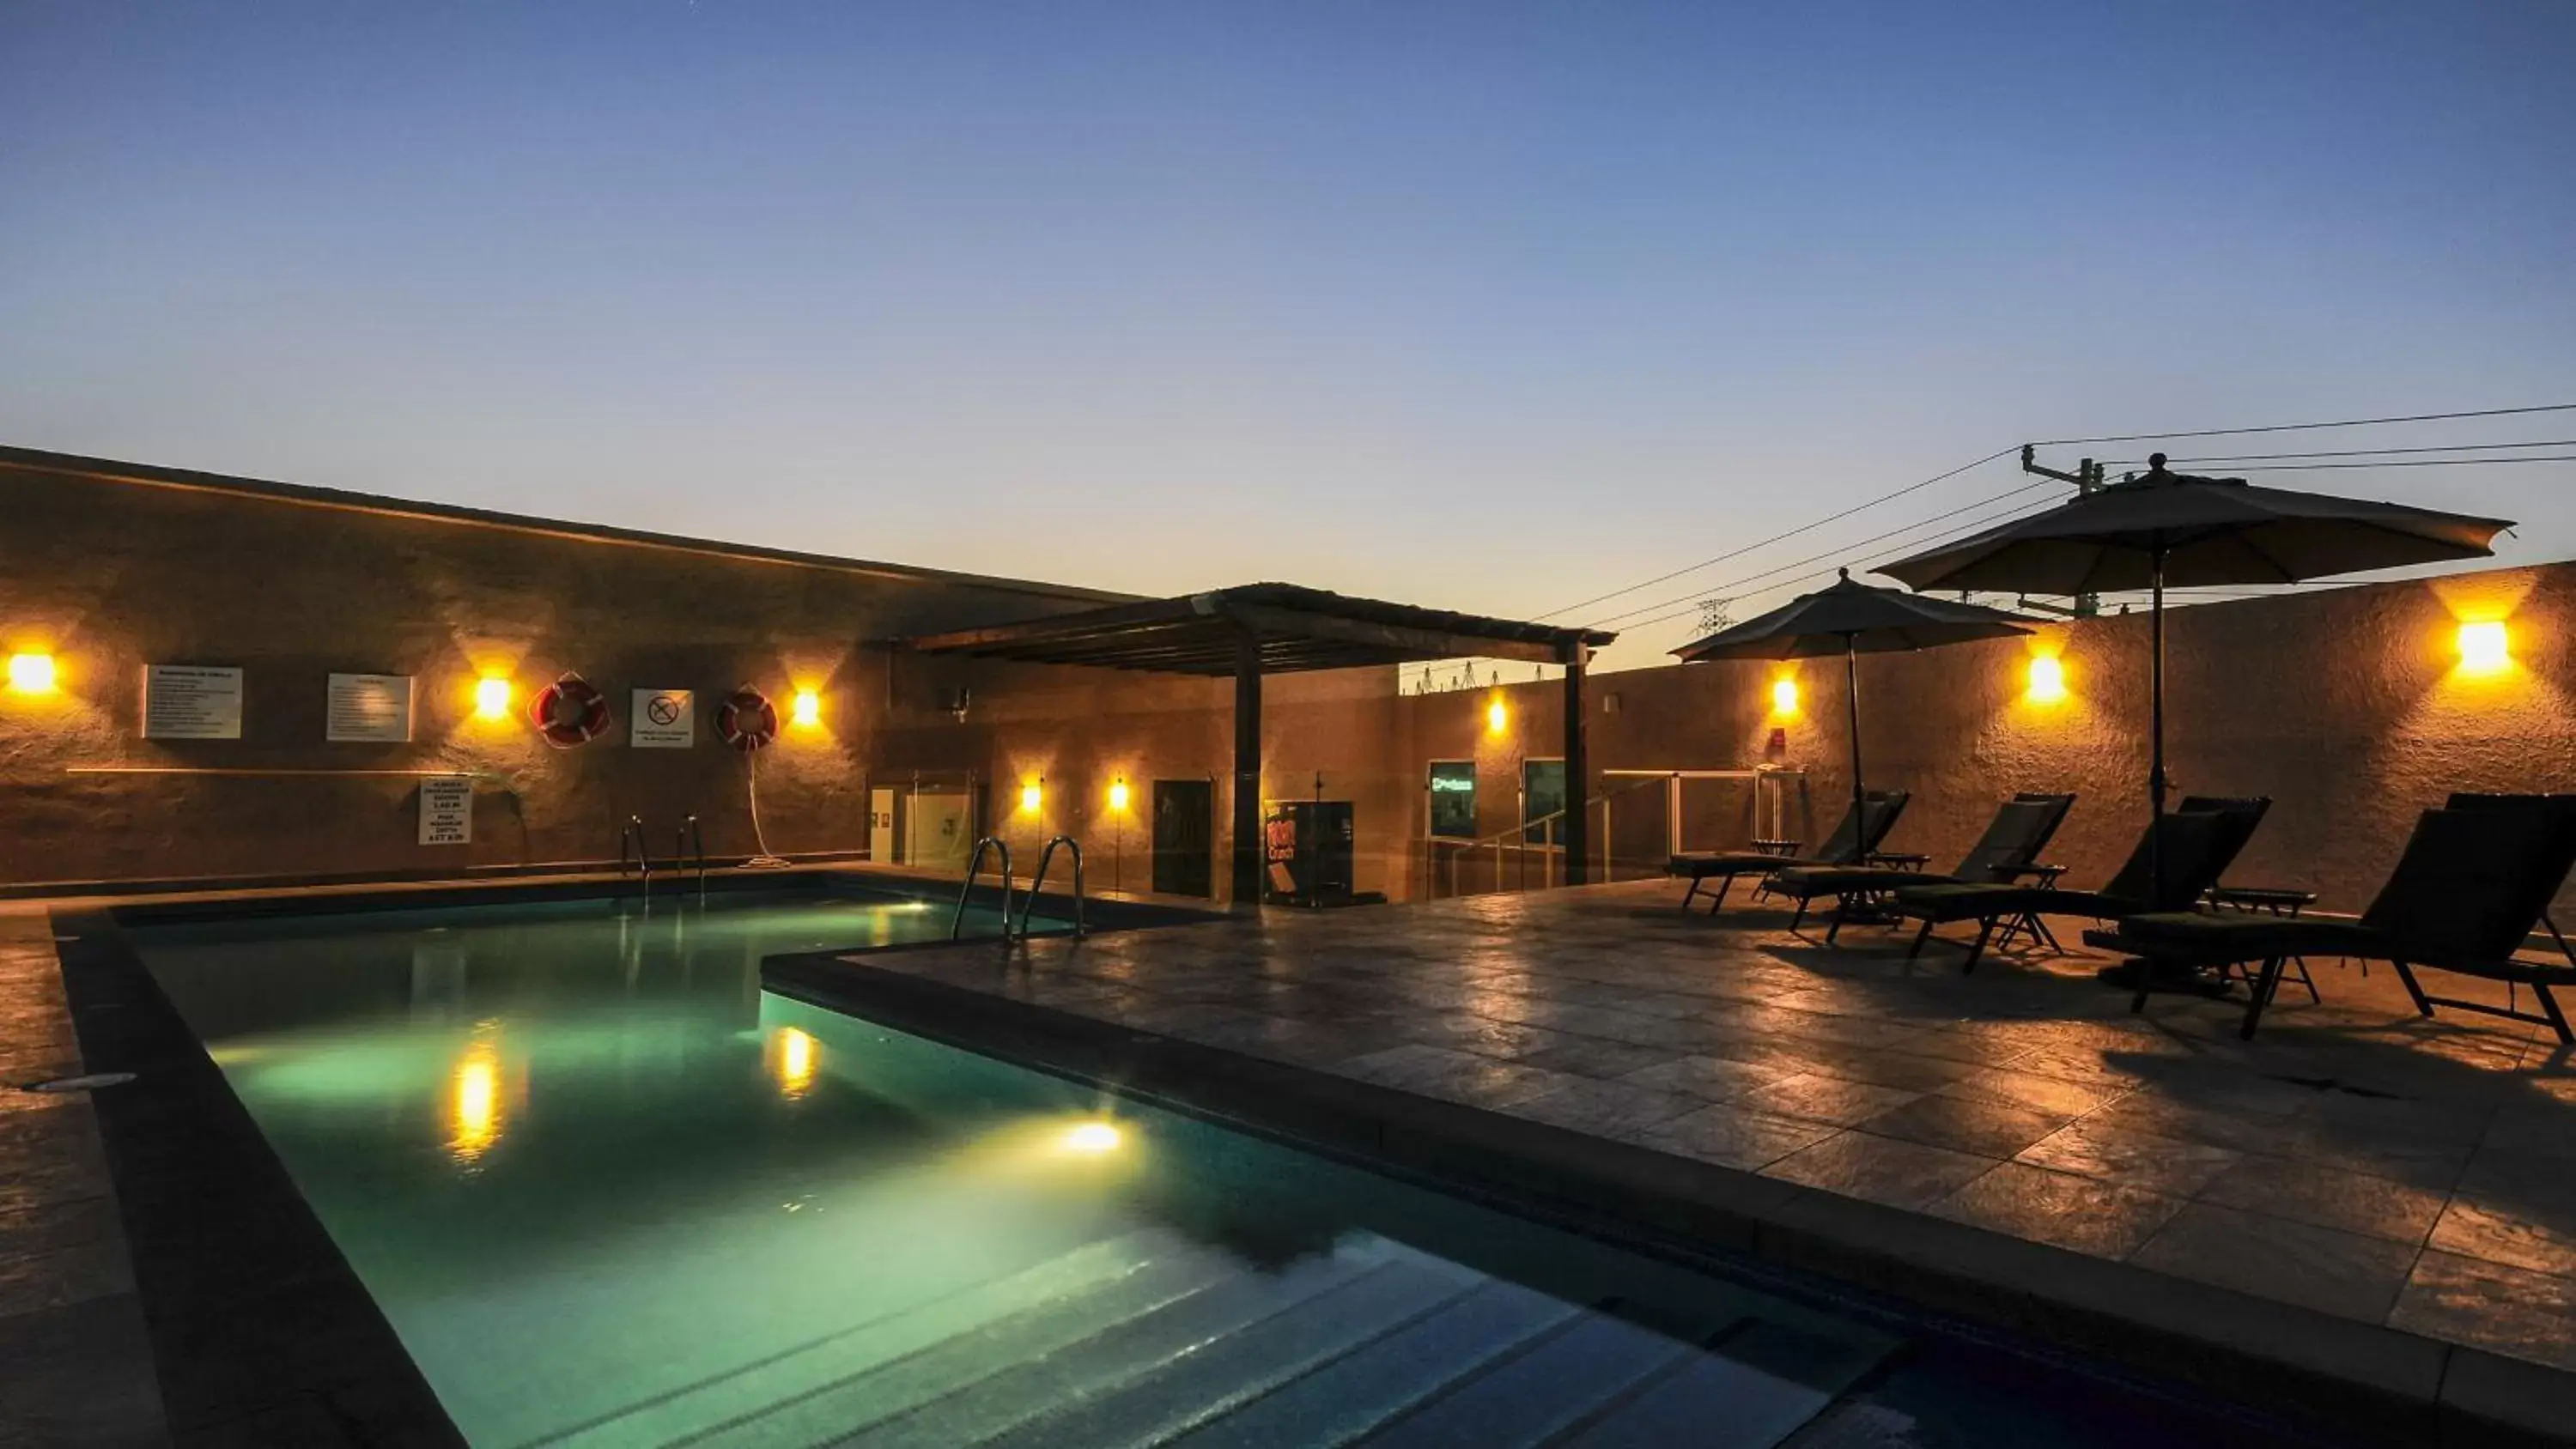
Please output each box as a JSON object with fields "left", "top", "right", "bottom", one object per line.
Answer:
{"left": 527, "top": 671, "right": 612, "bottom": 749}
{"left": 716, "top": 687, "right": 779, "bottom": 752}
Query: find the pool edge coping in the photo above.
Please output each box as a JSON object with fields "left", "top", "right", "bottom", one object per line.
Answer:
{"left": 52, "top": 904, "right": 470, "bottom": 1448}
{"left": 761, "top": 947, "right": 2576, "bottom": 1449}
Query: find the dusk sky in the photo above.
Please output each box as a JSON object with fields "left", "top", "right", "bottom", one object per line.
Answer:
{"left": 7, "top": 2, "right": 2572, "bottom": 670}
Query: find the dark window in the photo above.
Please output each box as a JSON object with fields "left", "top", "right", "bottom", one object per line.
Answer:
{"left": 1523, "top": 759, "right": 1565, "bottom": 846}
{"left": 1427, "top": 762, "right": 1478, "bottom": 840}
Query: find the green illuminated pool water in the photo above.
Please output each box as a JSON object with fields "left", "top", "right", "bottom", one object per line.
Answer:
{"left": 128, "top": 890, "right": 2217, "bottom": 1448}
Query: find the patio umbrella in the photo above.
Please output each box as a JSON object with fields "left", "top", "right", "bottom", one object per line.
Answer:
{"left": 1672, "top": 568, "right": 2035, "bottom": 830}
{"left": 1879, "top": 452, "right": 2514, "bottom": 889}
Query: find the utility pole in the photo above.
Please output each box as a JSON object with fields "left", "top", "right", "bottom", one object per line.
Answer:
{"left": 2019, "top": 444, "right": 2105, "bottom": 616}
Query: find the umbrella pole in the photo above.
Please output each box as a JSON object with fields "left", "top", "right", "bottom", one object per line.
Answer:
{"left": 1845, "top": 634, "right": 1864, "bottom": 833}
{"left": 2149, "top": 546, "right": 2168, "bottom": 901}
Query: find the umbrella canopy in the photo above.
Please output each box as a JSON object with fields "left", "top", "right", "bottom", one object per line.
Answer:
{"left": 1876, "top": 456, "right": 2512, "bottom": 595}
{"left": 1673, "top": 568, "right": 2037, "bottom": 662}
{"left": 1880, "top": 452, "right": 2514, "bottom": 892}
{"left": 1674, "top": 569, "right": 2034, "bottom": 827}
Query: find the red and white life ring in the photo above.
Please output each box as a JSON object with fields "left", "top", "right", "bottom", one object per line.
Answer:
{"left": 716, "top": 687, "right": 779, "bottom": 752}
{"left": 527, "top": 671, "right": 612, "bottom": 749}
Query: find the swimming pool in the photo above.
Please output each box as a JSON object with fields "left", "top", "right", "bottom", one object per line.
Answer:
{"left": 113, "top": 888, "right": 2255, "bottom": 1447}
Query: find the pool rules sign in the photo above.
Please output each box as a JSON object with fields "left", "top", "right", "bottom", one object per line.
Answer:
{"left": 419, "top": 777, "right": 473, "bottom": 846}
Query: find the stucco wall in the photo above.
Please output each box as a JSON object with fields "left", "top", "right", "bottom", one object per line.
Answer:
{"left": 1405, "top": 563, "right": 2576, "bottom": 914}
{"left": 0, "top": 454, "right": 1405, "bottom": 897}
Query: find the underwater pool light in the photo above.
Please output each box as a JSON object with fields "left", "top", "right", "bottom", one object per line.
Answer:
{"left": 1060, "top": 1121, "right": 1122, "bottom": 1155}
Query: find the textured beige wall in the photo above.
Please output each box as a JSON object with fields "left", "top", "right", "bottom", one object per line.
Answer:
{"left": 1403, "top": 563, "right": 2575, "bottom": 912}
{"left": 0, "top": 457, "right": 1403, "bottom": 896}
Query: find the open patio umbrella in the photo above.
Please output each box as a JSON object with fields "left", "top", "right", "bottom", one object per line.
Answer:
{"left": 1879, "top": 452, "right": 2514, "bottom": 889}
{"left": 1672, "top": 568, "right": 2035, "bottom": 830}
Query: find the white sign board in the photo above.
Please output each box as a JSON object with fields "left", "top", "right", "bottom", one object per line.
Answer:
{"left": 630, "top": 688, "right": 695, "bottom": 749}
{"left": 326, "top": 673, "right": 415, "bottom": 743}
{"left": 140, "top": 664, "right": 245, "bottom": 740}
{"left": 418, "top": 776, "right": 474, "bottom": 846}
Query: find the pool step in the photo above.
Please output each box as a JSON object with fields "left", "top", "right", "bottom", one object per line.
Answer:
{"left": 524, "top": 1229, "right": 1212, "bottom": 1449}
{"left": 535, "top": 1229, "right": 1891, "bottom": 1449}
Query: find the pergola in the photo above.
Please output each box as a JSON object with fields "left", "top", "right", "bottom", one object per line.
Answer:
{"left": 899, "top": 583, "right": 1616, "bottom": 904}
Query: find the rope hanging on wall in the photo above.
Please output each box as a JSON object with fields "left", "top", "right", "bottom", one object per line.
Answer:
{"left": 720, "top": 687, "right": 793, "bottom": 868}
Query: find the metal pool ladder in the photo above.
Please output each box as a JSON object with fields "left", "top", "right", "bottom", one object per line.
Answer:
{"left": 1018, "top": 835, "right": 1088, "bottom": 942}
{"left": 676, "top": 814, "right": 708, "bottom": 904}
{"left": 618, "top": 815, "right": 653, "bottom": 906}
{"left": 952, "top": 836, "right": 1015, "bottom": 943}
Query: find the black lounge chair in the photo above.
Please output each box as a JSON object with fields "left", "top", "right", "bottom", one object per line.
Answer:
{"left": 1771, "top": 792, "right": 2077, "bottom": 942}
{"left": 1891, "top": 797, "right": 2269, "bottom": 971}
{"left": 2117, "top": 797, "right": 2576, "bottom": 1042}
{"left": 1669, "top": 790, "right": 1910, "bottom": 913}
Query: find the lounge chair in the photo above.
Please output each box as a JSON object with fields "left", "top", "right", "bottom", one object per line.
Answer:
{"left": 1771, "top": 792, "right": 2076, "bottom": 941}
{"left": 1891, "top": 798, "right": 2269, "bottom": 971}
{"left": 2117, "top": 797, "right": 2576, "bottom": 1042}
{"left": 1668, "top": 790, "right": 1910, "bottom": 913}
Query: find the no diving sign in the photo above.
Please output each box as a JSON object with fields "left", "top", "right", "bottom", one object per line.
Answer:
{"left": 631, "top": 688, "right": 695, "bottom": 749}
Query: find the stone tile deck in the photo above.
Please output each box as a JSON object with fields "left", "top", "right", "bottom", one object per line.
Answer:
{"left": 863, "top": 880, "right": 2576, "bottom": 1379}
{"left": 0, "top": 906, "right": 169, "bottom": 1447}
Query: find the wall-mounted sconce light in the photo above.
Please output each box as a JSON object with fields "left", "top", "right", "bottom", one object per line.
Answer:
{"left": 1020, "top": 779, "right": 1043, "bottom": 814}
{"left": 473, "top": 676, "right": 513, "bottom": 719}
{"left": 5, "top": 652, "right": 58, "bottom": 695}
{"left": 2026, "top": 654, "right": 2067, "bottom": 704}
{"left": 1108, "top": 776, "right": 1130, "bottom": 813}
{"left": 2457, "top": 621, "right": 2510, "bottom": 676}
{"left": 1485, "top": 697, "right": 1508, "bottom": 735}
{"left": 1770, "top": 676, "right": 1799, "bottom": 716}
{"left": 790, "top": 688, "right": 822, "bottom": 727}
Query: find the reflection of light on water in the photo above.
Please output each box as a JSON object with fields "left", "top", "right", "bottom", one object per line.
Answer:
{"left": 772, "top": 1027, "right": 817, "bottom": 1100}
{"left": 449, "top": 1028, "right": 505, "bottom": 1165}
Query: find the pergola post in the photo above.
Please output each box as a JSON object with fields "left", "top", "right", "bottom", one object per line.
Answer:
{"left": 1561, "top": 652, "right": 1588, "bottom": 886}
{"left": 1231, "top": 627, "right": 1265, "bottom": 906}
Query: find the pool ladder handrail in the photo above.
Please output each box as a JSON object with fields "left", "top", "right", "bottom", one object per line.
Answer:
{"left": 952, "top": 836, "right": 1015, "bottom": 943}
{"left": 618, "top": 814, "right": 653, "bottom": 905}
{"left": 676, "top": 815, "right": 708, "bottom": 903}
{"left": 1018, "top": 835, "right": 1087, "bottom": 942}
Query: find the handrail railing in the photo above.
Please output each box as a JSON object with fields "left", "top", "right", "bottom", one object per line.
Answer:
{"left": 1423, "top": 773, "right": 1669, "bottom": 898}
{"left": 677, "top": 814, "right": 708, "bottom": 903}
{"left": 1018, "top": 835, "right": 1087, "bottom": 942}
{"left": 952, "top": 836, "right": 1015, "bottom": 943}
{"left": 618, "top": 815, "right": 652, "bottom": 906}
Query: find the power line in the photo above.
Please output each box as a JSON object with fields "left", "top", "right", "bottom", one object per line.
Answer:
{"left": 1622, "top": 491, "right": 2067, "bottom": 635}
{"left": 2032, "top": 403, "right": 2576, "bottom": 448}
{"left": 1583, "top": 480, "right": 2057, "bottom": 629}
{"left": 2108, "top": 439, "right": 2576, "bottom": 466}
{"left": 2179, "top": 455, "right": 2576, "bottom": 472}
{"left": 1536, "top": 446, "right": 2019, "bottom": 620}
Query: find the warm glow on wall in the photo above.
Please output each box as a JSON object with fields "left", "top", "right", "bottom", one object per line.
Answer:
{"left": 473, "top": 676, "right": 513, "bottom": 719}
{"left": 790, "top": 688, "right": 822, "bottom": 727}
{"left": 1020, "top": 780, "right": 1043, "bottom": 814}
{"left": 1108, "top": 777, "right": 1130, "bottom": 813}
{"left": 2457, "top": 621, "right": 2510, "bottom": 675}
{"left": 2026, "top": 654, "right": 2067, "bottom": 704}
{"left": 5, "top": 652, "right": 57, "bottom": 695}
{"left": 1770, "top": 676, "right": 1799, "bottom": 716}
{"left": 1485, "top": 697, "right": 1508, "bottom": 735}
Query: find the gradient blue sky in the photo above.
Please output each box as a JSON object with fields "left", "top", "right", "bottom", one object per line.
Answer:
{"left": 6, "top": 2, "right": 2572, "bottom": 670}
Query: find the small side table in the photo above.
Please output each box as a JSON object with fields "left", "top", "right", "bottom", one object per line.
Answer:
{"left": 2207, "top": 884, "right": 2322, "bottom": 1002}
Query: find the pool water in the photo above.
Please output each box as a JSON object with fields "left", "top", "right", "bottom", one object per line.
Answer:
{"left": 129, "top": 893, "right": 2217, "bottom": 1449}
